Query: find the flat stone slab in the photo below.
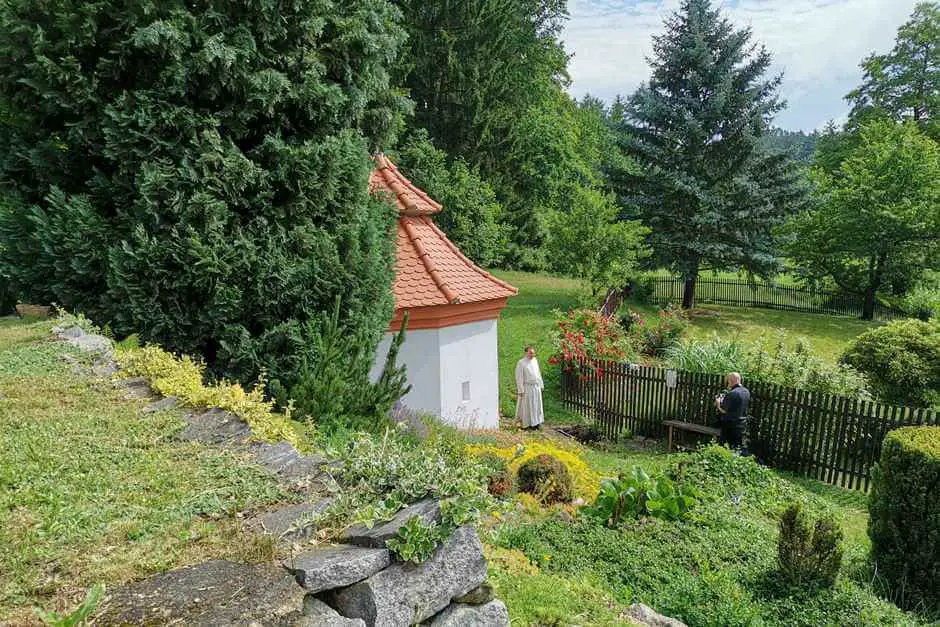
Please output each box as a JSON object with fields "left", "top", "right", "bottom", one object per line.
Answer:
{"left": 143, "top": 396, "right": 180, "bottom": 413}
{"left": 180, "top": 407, "right": 252, "bottom": 445}
{"left": 96, "top": 560, "right": 304, "bottom": 626}
{"left": 627, "top": 603, "right": 688, "bottom": 627}
{"left": 325, "top": 526, "right": 487, "bottom": 626}
{"left": 114, "top": 376, "right": 153, "bottom": 400}
{"left": 289, "top": 545, "right": 391, "bottom": 594}
{"left": 246, "top": 499, "right": 332, "bottom": 542}
{"left": 92, "top": 358, "right": 119, "bottom": 378}
{"left": 67, "top": 333, "right": 114, "bottom": 358}
{"left": 340, "top": 499, "right": 440, "bottom": 548}
{"left": 428, "top": 600, "right": 509, "bottom": 627}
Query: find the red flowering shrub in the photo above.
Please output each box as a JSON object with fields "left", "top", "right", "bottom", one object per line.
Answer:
{"left": 548, "top": 309, "right": 633, "bottom": 381}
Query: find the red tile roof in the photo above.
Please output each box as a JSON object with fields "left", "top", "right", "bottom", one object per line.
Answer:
{"left": 370, "top": 154, "right": 517, "bottom": 311}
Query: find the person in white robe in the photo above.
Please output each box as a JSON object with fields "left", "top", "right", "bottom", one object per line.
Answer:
{"left": 515, "top": 346, "right": 544, "bottom": 429}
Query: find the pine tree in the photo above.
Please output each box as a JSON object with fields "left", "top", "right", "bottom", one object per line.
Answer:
{"left": 617, "top": 0, "right": 808, "bottom": 308}
{"left": 0, "top": 0, "right": 406, "bottom": 386}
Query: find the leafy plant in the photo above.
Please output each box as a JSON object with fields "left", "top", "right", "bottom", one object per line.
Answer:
{"left": 840, "top": 319, "right": 940, "bottom": 407}
{"left": 636, "top": 304, "right": 689, "bottom": 356}
{"left": 582, "top": 466, "right": 699, "bottom": 527}
{"left": 516, "top": 454, "right": 574, "bottom": 504}
{"left": 316, "top": 428, "right": 495, "bottom": 561}
{"left": 34, "top": 583, "right": 104, "bottom": 626}
{"left": 547, "top": 309, "right": 633, "bottom": 381}
{"left": 777, "top": 503, "right": 843, "bottom": 588}
{"left": 386, "top": 515, "right": 446, "bottom": 564}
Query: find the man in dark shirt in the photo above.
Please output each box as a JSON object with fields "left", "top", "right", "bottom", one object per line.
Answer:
{"left": 715, "top": 372, "right": 750, "bottom": 451}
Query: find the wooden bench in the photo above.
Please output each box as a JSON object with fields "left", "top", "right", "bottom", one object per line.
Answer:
{"left": 663, "top": 420, "right": 721, "bottom": 452}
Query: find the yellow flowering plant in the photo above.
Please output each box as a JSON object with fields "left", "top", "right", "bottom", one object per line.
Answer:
{"left": 466, "top": 440, "right": 600, "bottom": 501}
{"left": 116, "top": 344, "right": 307, "bottom": 450}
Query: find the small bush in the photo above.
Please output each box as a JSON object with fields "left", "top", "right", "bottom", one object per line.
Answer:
{"left": 777, "top": 503, "right": 843, "bottom": 588}
{"left": 517, "top": 454, "right": 573, "bottom": 504}
{"left": 547, "top": 309, "right": 633, "bottom": 381}
{"left": 116, "top": 344, "right": 305, "bottom": 449}
{"left": 637, "top": 304, "right": 689, "bottom": 356}
{"left": 868, "top": 426, "right": 940, "bottom": 612}
{"left": 468, "top": 441, "right": 600, "bottom": 500}
{"left": 478, "top": 453, "right": 514, "bottom": 497}
{"left": 840, "top": 319, "right": 940, "bottom": 407}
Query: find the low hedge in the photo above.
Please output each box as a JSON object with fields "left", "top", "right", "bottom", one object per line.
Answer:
{"left": 868, "top": 425, "right": 940, "bottom": 613}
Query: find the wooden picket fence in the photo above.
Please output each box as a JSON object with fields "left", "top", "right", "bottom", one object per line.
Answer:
{"left": 560, "top": 363, "right": 938, "bottom": 491}
{"left": 647, "top": 277, "right": 905, "bottom": 320}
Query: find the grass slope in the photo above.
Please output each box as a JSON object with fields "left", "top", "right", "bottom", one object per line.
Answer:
{"left": 0, "top": 319, "right": 290, "bottom": 623}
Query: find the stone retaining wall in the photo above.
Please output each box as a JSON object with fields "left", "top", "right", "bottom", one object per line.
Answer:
{"left": 53, "top": 323, "right": 509, "bottom": 626}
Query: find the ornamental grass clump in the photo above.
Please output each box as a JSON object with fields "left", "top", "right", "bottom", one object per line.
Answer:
{"left": 777, "top": 503, "right": 843, "bottom": 588}
{"left": 517, "top": 454, "right": 573, "bottom": 504}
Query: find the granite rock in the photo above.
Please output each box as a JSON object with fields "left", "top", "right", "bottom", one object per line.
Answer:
{"left": 427, "top": 600, "right": 509, "bottom": 627}
{"left": 289, "top": 545, "right": 391, "bottom": 594}
{"left": 96, "top": 560, "right": 303, "bottom": 626}
{"left": 325, "top": 526, "right": 487, "bottom": 627}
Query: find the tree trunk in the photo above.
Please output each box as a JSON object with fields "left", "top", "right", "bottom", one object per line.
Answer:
{"left": 862, "top": 287, "right": 876, "bottom": 321}
{"left": 861, "top": 252, "right": 887, "bottom": 321}
{"left": 682, "top": 274, "right": 697, "bottom": 309}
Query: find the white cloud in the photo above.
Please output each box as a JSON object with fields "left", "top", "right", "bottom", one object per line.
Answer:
{"left": 563, "top": 0, "right": 918, "bottom": 130}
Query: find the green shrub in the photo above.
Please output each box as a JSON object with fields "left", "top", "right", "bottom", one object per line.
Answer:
{"left": 840, "top": 320, "right": 940, "bottom": 407}
{"left": 477, "top": 453, "right": 514, "bottom": 498}
{"left": 517, "top": 454, "right": 573, "bottom": 504}
{"left": 582, "top": 466, "right": 699, "bottom": 526}
{"left": 777, "top": 503, "right": 843, "bottom": 588}
{"left": 637, "top": 304, "right": 689, "bottom": 356}
{"left": 902, "top": 284, "right": 940, "bottom": 321}
{"left": 868, "top": 426, "right": 940, "bottom": 613}
{"left": 0, "top": 0, "right": 405, "bottom": 390}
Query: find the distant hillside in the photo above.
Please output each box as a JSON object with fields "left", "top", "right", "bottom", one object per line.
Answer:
{"left": 761, "top": 128, "right": 819, "bottom": 163}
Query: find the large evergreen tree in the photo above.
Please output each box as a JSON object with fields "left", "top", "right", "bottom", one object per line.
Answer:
{"left": 617, "top": 0, "right": 808, "bottom": 308}
{"left": 0, "top": 0, "right": 406, "bottom": 386}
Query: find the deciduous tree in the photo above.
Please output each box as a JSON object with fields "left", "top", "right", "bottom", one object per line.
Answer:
{"left": 788, "top": 121, "right": 940, "bottom": 319}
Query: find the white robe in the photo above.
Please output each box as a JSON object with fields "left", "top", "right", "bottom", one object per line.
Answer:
{"left": 515, "top": 357, "right": 544, "bottom": 427}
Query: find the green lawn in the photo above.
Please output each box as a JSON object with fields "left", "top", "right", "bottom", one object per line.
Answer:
{"left": 0, "top": 319, "right": 290, "bottom": 623}
{"left": 494, "top": 271, "right": 881, "bottom": 425}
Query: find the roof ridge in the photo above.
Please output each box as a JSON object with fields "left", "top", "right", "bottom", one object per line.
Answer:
{"left": 422, "top": 217, "right": 519, "bottom": 296}
{"left": 373, "top": 153, "right": 442, "bottom": 216}
{"left": 401, "top": 217, "right": 460, "bottom": 304}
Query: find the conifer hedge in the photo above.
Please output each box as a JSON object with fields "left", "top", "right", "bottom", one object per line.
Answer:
{"left": 868, "top": 426, "right": 940, "bottom": 612}
{"left": 0, "top": 0, "right": 407, "bottom": 386}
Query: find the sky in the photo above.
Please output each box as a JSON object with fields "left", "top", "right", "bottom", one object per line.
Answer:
{"left": 562, "top": 0, "right": 919, "bottom": 131}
